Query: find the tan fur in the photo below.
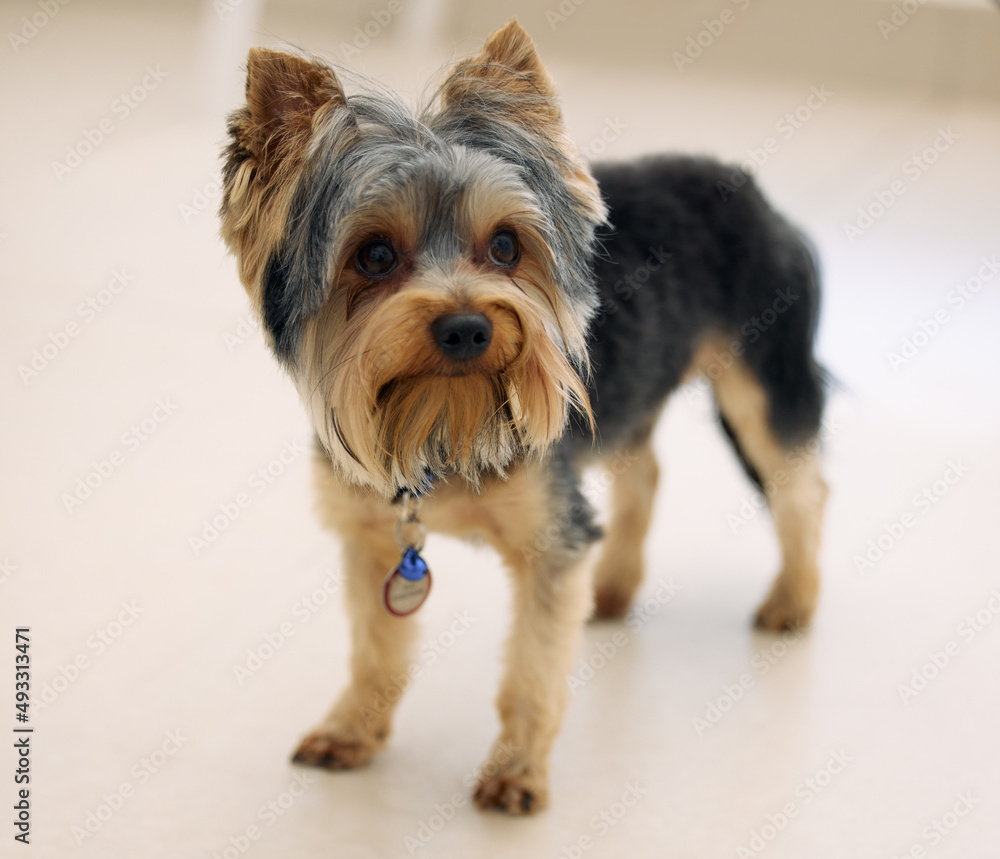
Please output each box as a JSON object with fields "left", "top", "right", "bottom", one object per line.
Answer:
{"left": 429, "top": 455, "right": 592, "bottom": 814}
{"left": 220, "top": 27, "right": 599, "bottom": 498}
{"left": 693, "top": 336, "right": 829, "bottom": 629}
{"left": 292, "top": 451, "right": 415, "bottom": 769}
{"left": 227, "top": 32, "right": 605, "bottom": 809}
{"left": 220, "top": 49, "right": 352, "bottom": 304}
{"left": 436, "top": 20, "right": 606, "bottom": 226}
{"left": 299, "top": 213, "right": 593, "bottom": 495}
{"left": 295, "top": 449, "right": 592, "bottom": 812}
{"left": 294, "top": 329, "right": 828, "bottom": 809}
{"left": 591, "top": 429, "right": 660, "bottom": 619}
{"left": 226, "top": 23, "right": 828, "bottom": 820}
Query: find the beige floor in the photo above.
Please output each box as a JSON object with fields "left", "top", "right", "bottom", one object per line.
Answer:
{"left": 2, "top": 2, "right": 999, "bottom": 857}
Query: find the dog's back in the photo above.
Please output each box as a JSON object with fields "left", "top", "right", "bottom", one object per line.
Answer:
{"left": 576, "top": 155, "right": 825, "bottom": 459}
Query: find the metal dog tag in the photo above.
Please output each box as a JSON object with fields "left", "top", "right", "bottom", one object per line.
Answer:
{"left": 383, "top": 547, "right": 432, "bottom": 617}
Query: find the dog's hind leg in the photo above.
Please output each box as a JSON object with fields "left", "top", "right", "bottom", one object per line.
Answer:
{"left": 591, "top": 426, "right": 660, "bottom": 619}
{"left": 709, "top": 354, "right": 828, "bottom": 630}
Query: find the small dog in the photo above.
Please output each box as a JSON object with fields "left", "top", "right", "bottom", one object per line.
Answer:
{"left": 220, "top": 20, "right": 828, "bottom": 814}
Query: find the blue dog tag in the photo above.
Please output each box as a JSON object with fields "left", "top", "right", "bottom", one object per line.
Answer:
{"left": 398, "top": 546, "right": 428, "bottom": 581}
{"left": 383, "top": 547, "right": 432, "bottom": 616}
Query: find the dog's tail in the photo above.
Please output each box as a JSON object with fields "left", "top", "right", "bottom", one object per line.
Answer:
{"left": 716, "top": 220, "right": 827, "bottom": 485}
{"left": 753, "top": 227, "right": 826, "bottom": 445}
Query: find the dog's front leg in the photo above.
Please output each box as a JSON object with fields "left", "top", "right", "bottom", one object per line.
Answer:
{"left": 294, "top": 467, "right": 419, "bottom": 769}
{"left": 471, "top": 473, "right": 595, "bottom": 814}
{"left": 474, "top": 552, "right": 591, "bottom": 814}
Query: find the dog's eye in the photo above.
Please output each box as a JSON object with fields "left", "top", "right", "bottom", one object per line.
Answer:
{"left": 488, "top": 230, "right": 520, "bottom": 267}
{"left": 356, "top": 239, "right": 397, "bottom": 277}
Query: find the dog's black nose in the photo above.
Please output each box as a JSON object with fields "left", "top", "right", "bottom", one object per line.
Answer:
{"left": 431, "top": 313, "right": 492, "bottom": 360}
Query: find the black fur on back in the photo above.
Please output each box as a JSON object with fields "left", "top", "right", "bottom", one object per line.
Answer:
{"left": 565, "top": 155, "right": 826, "bottom": 458}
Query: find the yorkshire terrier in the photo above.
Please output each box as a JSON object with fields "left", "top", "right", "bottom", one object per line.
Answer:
{"left": 220, "top": 20, "right": 828, "bottom": 814}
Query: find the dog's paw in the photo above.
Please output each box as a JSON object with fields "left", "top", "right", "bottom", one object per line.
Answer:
{"left": 592, "top": 584, "right": 633, "bottom": 620}
{"left": 291, "top": 725, "right": 381, "bottom": 771}
{"left": 473, "top": 765, "right": 548, "bottom": 815}
{"left": 754, "top": 586, "right": 815, "bottom": 631}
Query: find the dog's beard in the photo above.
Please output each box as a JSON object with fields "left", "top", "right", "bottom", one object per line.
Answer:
{"left": 371, "top": 374, "right": 524, "bottom": 489}
{"left": 332, "top": 352, "right": 584, "bottom": 493}
{"left": 302, "top": 299, "right": 590, "bottom": 496}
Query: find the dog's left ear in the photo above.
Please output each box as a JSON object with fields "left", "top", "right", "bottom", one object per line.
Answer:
{"left": 438, "top": 20, "right": 606, "bottom": 222}
{"left": 440, "top": 20, "right": 560, "bottom": 129}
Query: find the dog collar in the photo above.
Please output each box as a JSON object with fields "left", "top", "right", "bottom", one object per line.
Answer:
{"left": 391, "top": 473, "right": 437, "bottom": 504}
{"left": 382, "top": 483, "right": 433, "bottom": 616}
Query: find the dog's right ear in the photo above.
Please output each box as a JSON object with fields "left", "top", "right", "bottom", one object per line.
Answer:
{"left": 240, "top": 48, "right": 351, "bottom": 180}
{"left": 221, "top": 50, "right": 354, "bottom": 302}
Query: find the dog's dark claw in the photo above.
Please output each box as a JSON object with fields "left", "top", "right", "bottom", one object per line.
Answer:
{"left": 521, "top": 793, "right": 534, "bottom": 812}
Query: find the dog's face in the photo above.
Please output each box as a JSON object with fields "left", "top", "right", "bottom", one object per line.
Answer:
{"left": 220, "top": 21, "right": 606, "bottom": 495}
